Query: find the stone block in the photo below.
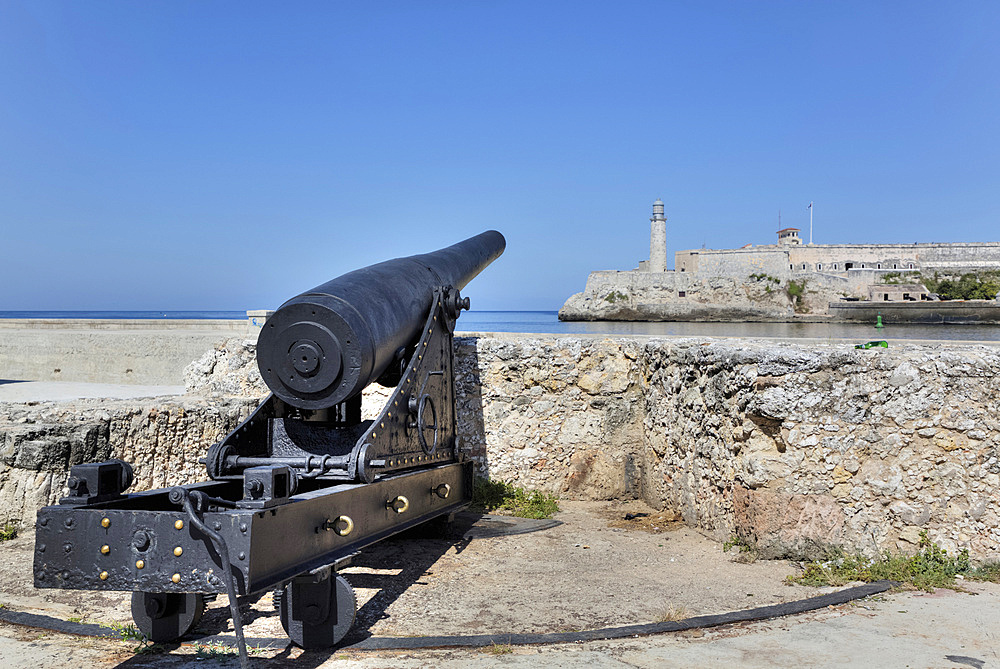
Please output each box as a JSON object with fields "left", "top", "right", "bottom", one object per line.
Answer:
{"left": 732, "top": 486, "right": 846, "bottom": 560}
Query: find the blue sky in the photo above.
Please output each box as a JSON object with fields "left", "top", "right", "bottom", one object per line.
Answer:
{"left": 2, "top": 2, "right": 998, "bottom": 311}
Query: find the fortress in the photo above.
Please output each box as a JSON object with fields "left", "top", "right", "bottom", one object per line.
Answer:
{"left": 559, "top": 200, "right": 1000, "bottom": 321}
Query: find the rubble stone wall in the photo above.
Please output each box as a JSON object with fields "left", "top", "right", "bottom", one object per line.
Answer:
{"left": 3, "top": 335, "right": 999, "bottom": 562}
{"left": 454, "top": 335, "right": 1000, "bottom": 561}
{"left": 0, "top": 396, "right": 258, "bottom": 525}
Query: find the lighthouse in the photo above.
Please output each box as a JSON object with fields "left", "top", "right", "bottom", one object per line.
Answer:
{"left": 649, "top": 198, "right": 667, "bottom": 273}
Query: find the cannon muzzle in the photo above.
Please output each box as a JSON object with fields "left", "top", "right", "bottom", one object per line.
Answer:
{"left": 257, "top": 230, "right": 505, "bottom": 409}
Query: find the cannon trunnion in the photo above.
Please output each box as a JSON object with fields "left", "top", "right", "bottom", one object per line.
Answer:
{"left": 32, "top": 231, "right": 505, "bottom": 665}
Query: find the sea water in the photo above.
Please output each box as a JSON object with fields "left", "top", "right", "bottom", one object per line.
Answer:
{"left": 2, "top": 310, "right": 999, "bottom": 342}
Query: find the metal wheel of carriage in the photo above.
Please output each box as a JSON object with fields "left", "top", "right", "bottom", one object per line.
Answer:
{"left": 130, "top": 591, "right": 206, "bottom": 642}
{"left": 277, "top": 573, "right": 357, "bottom": 649}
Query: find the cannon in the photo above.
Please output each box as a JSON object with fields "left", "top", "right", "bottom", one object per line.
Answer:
{"left": 32, "top": 230, "right": 506, "bottom": 666}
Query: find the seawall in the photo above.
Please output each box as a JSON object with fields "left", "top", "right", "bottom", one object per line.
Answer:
{"left": 829, "top": 301, "right": 1000, "bottom": 324}
{"left": 0, "top": 319, "right": 249, "bottom": 385}
{"left": 3, "top": 335, "right": 999, "bottom": 562}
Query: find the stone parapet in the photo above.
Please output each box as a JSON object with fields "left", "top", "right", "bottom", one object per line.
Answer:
{"left": 3, "top": 335, "right": 1000, "bottom": 563}
{"left": 0, "top": 322, "right": 244, "bottom": 385}
{"left": 458, "top": 336, "right": 1000, "bottom": 561}
{"left": 0, "top": 319, "right": 247, "bottom": 331}
{"left": 0, "top": 395, "right": 258, "bottom": 526}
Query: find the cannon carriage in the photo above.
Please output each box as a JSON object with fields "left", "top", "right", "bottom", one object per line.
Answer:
{"left": 32, "top": 231, "right": 505, "bottom": 665}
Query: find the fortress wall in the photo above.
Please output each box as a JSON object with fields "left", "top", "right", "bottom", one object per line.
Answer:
{"left": 4, "top": 335, "right": 1000, "bottom": 561}
{"left": 787, "top": 271, "right": 856, "bottom": 312}
{"left": 921, "top": 244, "right": 1000, "bottom": 272}
{"left": 774, "top": 243, "right": 1000, "bottom": 272}
{"left": 802, "top": 270, "right": 904, "bottom": 299}
{"left": 922, "top": 243, "right": 1000, "bottom": 264}
{"left": 583, "top": 270, "right": 681, "bottom": 296}
{"left": 675, "top": 243, "right": 1000, "bottom": 276}
{"left": 793, "top": 271, "right": 851, "bottom": 290}
{"left": 675, "top": 250, "right": 698, "bottom": 273}
{"left": 846, "top": 268, "right": 903, "bottom": 285}
{"left": 689, "top": 249, "right": 790, "bottom": 279}
{"left": 788, "top": 244, "right": 920, "bottom": 268}
{"left": 790, "top": 271, "right": 922, "bottom": 314}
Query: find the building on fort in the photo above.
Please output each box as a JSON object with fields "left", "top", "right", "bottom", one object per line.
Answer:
{"left": 559, "top": 200, "right": 1000, "bottom": 322}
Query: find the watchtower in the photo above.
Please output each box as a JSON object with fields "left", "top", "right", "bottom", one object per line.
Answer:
{"left": 777, "top": 227, "right": 801, "bottom": 245}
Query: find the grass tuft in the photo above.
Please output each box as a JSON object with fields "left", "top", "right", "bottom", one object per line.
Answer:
{"left": 194, "top": 640, "right": 240, "bottom": 658}
{"left": 657, "top": 603, "right": 688, "bottom": 622}
{"left": 0, "top": 524, "right": 17, "bottom": 542}
{"left": 102, "top": 621, "right": 144, "bottom": 642}
{"left": 787, "top": 531, "right": 976, "bottom": 591}
{"left": 100, "top": 621, "right": 167, "bottom": 655}
{"left": 968, "top": 561, "right": 1000, "bottom": 582}
{"left": 724, "top": 535, "right": 759, "bottom": 563}
{"left": 482, "top": 642, "right": 514, "bottom": 655}
{"left": 471, "top": 479, "right": 559, "bottom": 519}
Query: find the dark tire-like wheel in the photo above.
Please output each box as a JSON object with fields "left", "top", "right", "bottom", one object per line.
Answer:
{"left": 130, "top": 591, "right": 205, "bottom": 642}
{"left": 279, "top": 574, "right": 356, "bottom": 649}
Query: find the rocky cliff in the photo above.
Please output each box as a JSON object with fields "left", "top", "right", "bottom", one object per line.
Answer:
{"left": 558, "top": 271, "right": 800, "bottom": 321}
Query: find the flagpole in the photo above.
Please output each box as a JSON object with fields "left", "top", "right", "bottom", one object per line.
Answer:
{"left": 808, "top": 201, "right": 813, "bottom": 244}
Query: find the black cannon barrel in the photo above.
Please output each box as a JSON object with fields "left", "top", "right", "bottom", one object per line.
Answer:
{"left": 257, "top": 230, "right": 505, "bottom": 410}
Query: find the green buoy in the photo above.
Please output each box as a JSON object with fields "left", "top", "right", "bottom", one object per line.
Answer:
{"left": 875, "top": 313, "right": 884, "bottom": 329}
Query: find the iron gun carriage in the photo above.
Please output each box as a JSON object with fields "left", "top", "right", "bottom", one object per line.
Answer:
{"left": 32, "top": 230, "right": 506, "bottom": 663}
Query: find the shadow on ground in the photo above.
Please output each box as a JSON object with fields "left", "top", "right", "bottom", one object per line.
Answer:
{"left": 112, "top": 513, "right": 490, "bottom": 667}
